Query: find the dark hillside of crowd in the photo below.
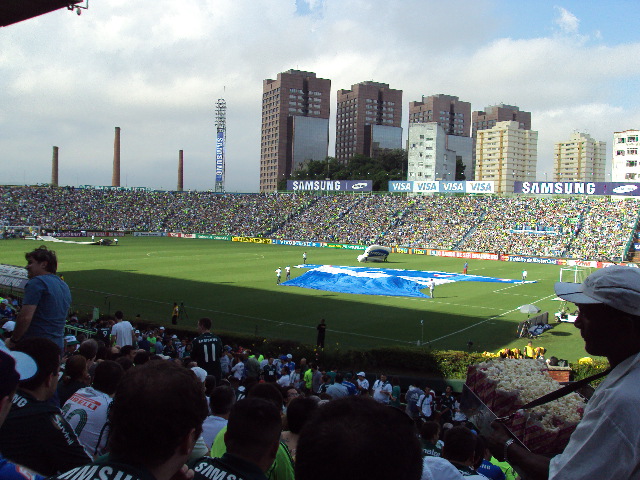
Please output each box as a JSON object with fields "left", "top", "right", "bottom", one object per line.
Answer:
{"left": 1, "top": 186, "right": 638, "bottom": 261}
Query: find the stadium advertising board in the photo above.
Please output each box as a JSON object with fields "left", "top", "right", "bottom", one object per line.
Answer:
{"left": 216, "top": 131, "right": 224, "bottom": 183}
{"left": 195, "top": 234, "right": 232, "bottom": 241}
{"left": 514, "top": 181, "right": 640, "bottom": 196}
{"left": 79, "top": 185, "right": 152, "bottom": 192}
{"left": 325, "top": 243, "right": 367, "bottom": 250}
{"left": 48, "top": 231, "right": 86, "bottom": 237}
{"left": 272, "top": 239, "right": 324, "bottom": 248}
{"left": 504, "top": 255, "right": 560, "bottom": 265}
{"left": 86, "top": 231, "right": 125, "bottom": 237}
{"left": 429, "top": 249, "right": 499, "bottom": 261}
{"left": 0, "top": 264, "right": 28, "bottom": 291}
{"left": 287, "top": 180, "right": 373, "bottom": 192}
{"left": 388, "top": 181, "right": 494, "bottom": 194}
{"left": 232, "top": 236, "right": 272, "bottom": 244}
{"left": 133, "top": 232, "right": 166, "bottom": 237}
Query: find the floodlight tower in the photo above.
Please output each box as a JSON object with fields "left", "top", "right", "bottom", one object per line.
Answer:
{"left": 214, "top": 98, "right": 227, "bottom": 192}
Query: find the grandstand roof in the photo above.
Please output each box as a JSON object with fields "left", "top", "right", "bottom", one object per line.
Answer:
{"left": 1, "top": 1, "right": 81, "bottom": 27}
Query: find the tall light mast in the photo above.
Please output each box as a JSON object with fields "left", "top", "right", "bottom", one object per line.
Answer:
{"left": 215, "top": 98, "right": 227, "bottom": 192}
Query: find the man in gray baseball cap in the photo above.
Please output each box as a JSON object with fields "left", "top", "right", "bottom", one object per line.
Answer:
{"left": 489, "top": 265, "right": 640, "bottom": 479}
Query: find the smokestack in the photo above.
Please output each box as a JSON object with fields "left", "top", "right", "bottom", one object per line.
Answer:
{"left": 178, "top": 150, "right": 184, "bottom": 191}
{"left": 112, "top": 127, "right": 121, "bottom": 186}
{"left": 51, "top": 146, "right": 59, "bottom": 186}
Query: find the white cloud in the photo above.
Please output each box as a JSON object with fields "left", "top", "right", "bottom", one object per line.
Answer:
{"left": 1, "top": 1, "right": 639, "bottom": 191}
{"left": 554, "top": 6, "right": 580, "bottom": 34}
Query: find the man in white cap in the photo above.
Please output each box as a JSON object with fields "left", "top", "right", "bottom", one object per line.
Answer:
{"left": 488, "top": 265, "right": 640, "bottom": 479}
{"left": 356, "top": 372, "right": 369, "bottom": 395}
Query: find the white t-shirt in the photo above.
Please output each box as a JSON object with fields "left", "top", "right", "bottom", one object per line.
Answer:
{"left": 111, "top": 320, "right": 134, "bottom": 347}
{"left": 277, "top": 374, "right": 291, "bottom": 388}
{"left": 201, "top": 415, "right": 228, "bottom": 450}
{"left": 372, "top": 380, "right": 392, "bottom": 404}
{"left": 61, "top": 386, "right": 112, "bottom": 457}
{"left": 418, "top": 393, "right": 433, "bottom": 417}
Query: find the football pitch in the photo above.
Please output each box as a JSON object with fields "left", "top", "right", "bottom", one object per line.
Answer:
{"left": 0, "top": 237, "right": 589, "bottom": 361}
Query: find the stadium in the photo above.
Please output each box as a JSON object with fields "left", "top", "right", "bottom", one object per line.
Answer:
{"left": 2, "top": 184, "right": 638, "bottom": 363}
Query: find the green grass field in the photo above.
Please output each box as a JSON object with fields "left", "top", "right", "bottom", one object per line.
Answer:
{"left": 0, "top": 237, "right": 591, "bottom": 361}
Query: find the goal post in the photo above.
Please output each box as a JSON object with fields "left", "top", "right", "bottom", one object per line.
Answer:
{"left": 559, "top": 266, "right": 593, "bottom": 284}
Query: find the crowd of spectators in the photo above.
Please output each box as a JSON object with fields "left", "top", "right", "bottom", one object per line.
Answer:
{"left": 1, "top": 186, "right": 639, "bottom": 261}
{"left": 1, "top": 307, "right": 517, "bottom": 479}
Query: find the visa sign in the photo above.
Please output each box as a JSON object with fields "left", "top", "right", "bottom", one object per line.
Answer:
{"left": 466, "top": 181, "right": 494, "bottom": 193}
{"left": 441, "top": 181, "right": 465, "bottom": 192}
{"left": 389, "top": 181, "right": 413, "bottom": 191}
{"left": 414, "top": 181, "right": 439, "bottom": 193}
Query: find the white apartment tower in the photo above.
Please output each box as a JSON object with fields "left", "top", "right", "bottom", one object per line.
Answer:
{"left": 407, "top": 123, "right": 471, "bottom": 183}
{"left": 612, "top": 130, "right": 640, "bottom": 181}
{"left": 475, "top": 120, "right": 538, "bottom": 194}
{"left": 554, "top": 132, "right": 606, "bottom": 182}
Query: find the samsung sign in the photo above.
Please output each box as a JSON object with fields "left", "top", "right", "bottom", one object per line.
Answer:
{"left": 388, "top": 181, "right": 494, "bottom": 194}
{"left": 215, "top": 131, "right": 224, "bottom": 182}
{"left": 287, "top": 180, "right": 373, "bottom": 192}
{"left": 515, "top": 182, "right": 640, "bottom": 196}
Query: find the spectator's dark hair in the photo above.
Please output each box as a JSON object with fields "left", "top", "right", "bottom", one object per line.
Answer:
{"left": 226, "top": 397, "right": 282, "bottom": 461}
{"left": 62, "top": 355, "right": 86, "bottom": 384}
{"left": 109, "top": 361, "right": 208, "bottom": 467}
{"left": 14, "top": 338, "right": 60, "bottom": 391}
{"left": 391, "top": 376, "right": 400, "bottom": 386}
{"left": 420, "top": 420, "right": 440, "bottom": 441}
{"left": 209, "top": 385, "right": 236, "bottom": 416}
{"left": 25, "top": 246, "right": 58, "bottom": 273}
{"left": 115, "top": 357, "right": 133, "bottom": 371}
{"left": 247, "top": 382, "right": 284, "bottom": 409}
{"left": 204, "top": 375, "right": 217, "bottom": 396}
{"left": 79, "top": 339, "right": 98, "bottom": 361}
{"left": 296, "top": 396, "right": 422, "bottom": 480}
{"left": 334, "top": 372, "right": 344, "bottom": 383}
{"left": 114, "top": 311, "right": 124, "bottom": 320}
{"left": 198, "top": 317, "right": 212, "bottom": 330}
{"left": 120, "top": 345, "right": 135, "bottom": 357}
{"left": 442, "top": 426, "right": 476, "bottom": 464}
{"left": 286, "top": 396, "right": 318, "bottom": 434}
{"left": 93, "top": 360, "right": 124, "bottom": 395}
{"left": 548, "top": 356, "right": 559, "bottom": 366}
{"left": 133, "top": 350, "right": 150, "bottom": 365}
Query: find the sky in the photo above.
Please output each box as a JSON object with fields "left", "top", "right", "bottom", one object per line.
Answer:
{"left": 2, "top": 0, "right": 639, "bottom": 192}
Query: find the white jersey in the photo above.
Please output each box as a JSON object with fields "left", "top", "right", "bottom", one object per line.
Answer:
{"left": 111, "top": 320, "right": 134, "bottom": 347}
{"left": 61, "top": 386, "right": 112, "bottom": 457}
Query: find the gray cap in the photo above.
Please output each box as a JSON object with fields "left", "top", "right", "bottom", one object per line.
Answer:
{"left": 554, "top": 265, "right": 640, "bottom": 316}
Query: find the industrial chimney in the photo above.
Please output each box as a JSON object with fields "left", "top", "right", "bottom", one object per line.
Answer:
{"left": 51, "top": 146, "right": 59, "bottom": 186}
{"left": 112, "top": 127, "right": 121, "bottom": 186}
{"left": 178, "top": 150, "right": 184, "bottom": 191}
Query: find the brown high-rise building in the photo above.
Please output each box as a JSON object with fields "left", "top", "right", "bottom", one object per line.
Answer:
{"left": 471, "top": 104, "right": 531, "bottom": 178}
{"left": 260, "top": 69, "right": 331, "bottom": 192}
{"left": 408, "top": 94, "right": 471, "bottom": 137}
{"left": 335, "top": 81, "right": 402, "bottom": 163}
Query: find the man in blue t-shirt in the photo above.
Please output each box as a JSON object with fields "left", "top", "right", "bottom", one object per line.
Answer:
{"left": 5, "top": 246, "right": 71, "bottom": 352}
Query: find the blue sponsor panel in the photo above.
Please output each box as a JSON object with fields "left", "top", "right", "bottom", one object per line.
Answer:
{"left": 466, "top": 181, "right": 494, "bottom": 193}
{"left": 284, "top": 265, "right": 529, "bottom": 298}
{"left": 440, "top": 181, "right": 465, "bottom": 193}
{"left": 389, "top": 181, "right": 413, "bottom": 192}
{"left": 271, "top": 239, "right": 324, "bottom": 248}
{"left": 287, "top": 180, "right": 373, "bottom": 192}
{"left": 216, "top": 132, "right": 224, "bottom": 182}
{"left": 514, "top": 181, "right": 640, "bottom": 196}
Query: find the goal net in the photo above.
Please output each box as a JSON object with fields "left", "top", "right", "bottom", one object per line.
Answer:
{"left": 559, "top": 266, "right": 593, "bottom": 284}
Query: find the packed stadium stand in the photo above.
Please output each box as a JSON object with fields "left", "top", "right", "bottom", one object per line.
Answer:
{"left": 1, "top": 186, "right": 639, "bottom": 262}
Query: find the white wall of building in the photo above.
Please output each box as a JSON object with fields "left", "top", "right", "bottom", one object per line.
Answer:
{"left": 612, "top": 130, "right": 640, "bottom": 182}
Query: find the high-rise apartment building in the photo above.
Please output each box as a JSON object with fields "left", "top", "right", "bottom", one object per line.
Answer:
{"left": 612, "top": 129, "right": 640, "bottom": 181}
{"left": 475, "top": 121, "right": 538, "bottom": 194}
{"left": 335, "top": 81, "right": 402, "bottom": 163}
{"left": 554, "top": 132, "right": 606, "bottom": 182}
{"left": 408, "top": 94, "right": 471, "bottom": 137}
{"left": 260, "top": 69, "right": 331, "bottom": 192}
{"left": 407, "top": 123, "right": 471, "bottom": 183}
{"left": 471, "top": 104, "right": 531, "bottom": 179}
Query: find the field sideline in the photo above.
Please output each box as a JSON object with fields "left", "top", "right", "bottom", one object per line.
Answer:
{"left": 0, "top": 237, "right": 591, "bottom": 361}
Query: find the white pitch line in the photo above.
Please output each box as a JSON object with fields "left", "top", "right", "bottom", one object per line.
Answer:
{"left": 428, "top": 293, "right": 557, "bottom": 344}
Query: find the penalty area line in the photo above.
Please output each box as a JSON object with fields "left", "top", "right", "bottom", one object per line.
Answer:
{"left": 428, "top": 293, "right": 557, "bottom": 345}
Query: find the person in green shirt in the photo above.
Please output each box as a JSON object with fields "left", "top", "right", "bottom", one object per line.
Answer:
{"left": 389, "top": 376, "right": 401, "bottom": 408}
{"left": 210, "top": 383, "right": 294, "bottom": 480}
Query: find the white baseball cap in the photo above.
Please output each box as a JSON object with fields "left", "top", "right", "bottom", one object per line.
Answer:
{"left": 2, "top": 321, "right": 16, "bottom": 333}
{"left": 555, "top": 265, "right": 640, "bottom": 316}
{"left": 0, "top": 342, "right": 37, "bottom": 381}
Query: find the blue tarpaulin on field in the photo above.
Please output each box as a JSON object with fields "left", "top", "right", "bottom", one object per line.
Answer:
{"left": 283, "top": 265, "right": 531, "bottom": 298}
